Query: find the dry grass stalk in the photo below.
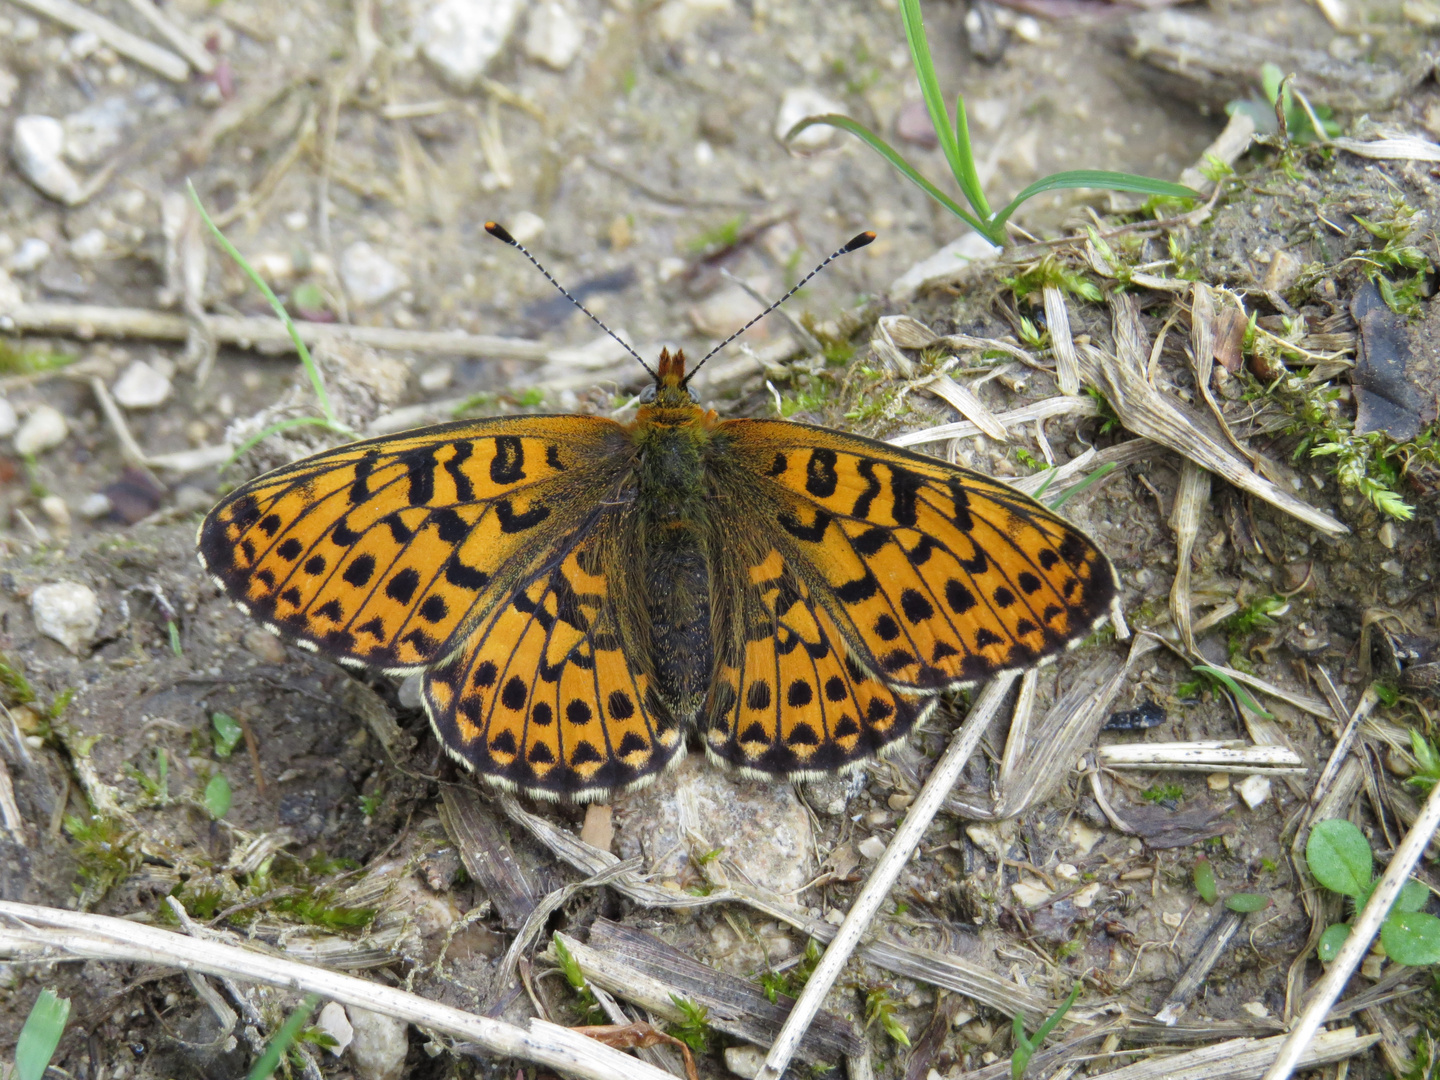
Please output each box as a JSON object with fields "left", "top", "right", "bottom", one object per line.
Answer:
{"left": 1092, "top": 1027, "right": 1378, "bottom": 1080}
{"left": 0, "top": 901, "right": 677, "bottom": 1080}
{"left": 1154, "top": 909, "right": 1248, "bottom": 1025}
{"left": 438, "top": 785, "right": 537, "bottom": 930}
{"left": 888, "top": 396, "right": 1099, "bottom": 448}
{"left": 1098, "top": 742, "right": 1306, "bottom": 774}
{"left": 1079, "top": 295, "right": 1345, "bottom": 536}
{"left": 1169, "top": 460, "right": 1211, "bottom": 653}
{"left": 1043, "top": 285, "right": 1080, "bottom": 395}
{"left": 119, "top": 0, "right": 213, "bottom": 73}
{"left": 1262, "top": 775, "right": 1440, "bottom": 1080}
{"left": 754, "top": 672, "right": 1020, "bottom": 1080}
{"left": 8, "top": 0, "right": 188, "bottom": 79}
{"left": 925, "top": 371, "right": 1009, "bottom": 442}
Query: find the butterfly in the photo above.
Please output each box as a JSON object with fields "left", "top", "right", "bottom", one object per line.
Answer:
{"left": 198, "top": 227, "right": 1117, "bottom": 803}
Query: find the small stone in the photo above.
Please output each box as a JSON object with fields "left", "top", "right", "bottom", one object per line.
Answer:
{"left": 172, "top": 485, "right": 212, "bottom": 514}
{"left": 824, "top": 908, "right": 845, "bottom": 925}
{"left": 12, "top": 115, "right": 84, "bottom": 204}
{"left": 243, "top": 627, "right": 287, "bottom": 664}
{"left": 341, "top": 242, "right": 407, "bottom": 306}
{"left": 887, "top": 792, "right": 913, "bottom": 811}
{"left": 69, "top": 229, "right": 106, "bottom": 260}
{"left": 112, "top": 360, "right": 172, "bottom": 409}
{"left": 0, "top": 68, "right": 17, "bottom": 108}
{"left": 0, "top": 398, "right": 15, "bottom": 438}
{"left": 418, "top": 364, "right": 453, "bottom": 392}
{"left": 775, "top": 88, "right": 846, "bottom": 149}
{"left": 523, "top": 0, "right": 583, "bottom": 70}
{"left": 1361, "top": 953, "right": 1385, "bottom": 979}
{"left": 397, "top": 673, "right": 422, "bottom": 709}
{"left": 1237, "top": 774, "right": 1272, "bottom": 809}
{"left": 346, "top": 1007, "right": 408, "bottom": 1080}
{"left": 1240, "top": 1001, "right": 1269, "bottom": 1019}
{"left": 1054, "top": 862, "right": 1079, "bottom": 881}
{"left": 1011, "top": 879, "right": 1051, "bottom": 906}
{"left": 283, "top": 210, "right": 309, "bottom": 231}
{"left": 1378, "top": 522, "right": 1397, "bottom": 549}
{"left": 689, "top": 283, "right": 765, "bottom": 339}
{"left": 415, "top": 0, "right": 522, "bottom": 88}
{"left": 580, "top": 802, "right": 613, "bottom": 851}
{"left": 724, "top": 1045, "right": 765, "bottom": 1079}
{"left": 1207, "top": 772, "right": 1231, "bottom": 791}
{"left": 1067, "top": 820, "right": 1102, "bottom": 855}
{"left": 857, "top": 835, "right": 887, "bottom": 860}
{"left": 8, "top": 237, "right": 50, "bottom": 273}
{"left": 14, "top": 404, "right": 68, "bottom": 454}
{"left": 1162, "top": 910, "right": 1184, "bottom": 928}
{"left": 63, "top": 97, "right": 132, "bottom": 166}
{"left": 1382, "top": 559, "right": 1404, "bottom": 578}
{"left": 77, "top": 493, "right": 112, "bottom": 519}
{"left": 315, "top": 1002, "right": 353, "bottom": 1056}
{"left": 39, "top": 495, "right": 69, "bottom": 526}
{"left": 509, "top": 210, "right": 545, "bottom": 245}
{"left": 1262, "top": 248, "right": 1301, "bottom": 294}
{"left": 895, "top": 99, "right": 938, "bottom": 148}
{"left": 30, "top": 582, "right": 100, "bottom": 654}
{"left": 1072, "top": 882, "right": 1102, "bottom": 908}
{"left": 656, "top": 0, "right": 733, "bottom": 43}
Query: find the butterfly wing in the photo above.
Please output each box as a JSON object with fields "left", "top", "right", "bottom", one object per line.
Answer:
{"left": 198, "top": 417, "right": 632, "bottom": 672}
{"left": 716, "top": 419, "right": 1116, "bottom": 693}
{"left": 423, "top": 513, "right": 683, "bottom": 801}
{"left": 704, "top": 537, "right": 934, "bottom": 777}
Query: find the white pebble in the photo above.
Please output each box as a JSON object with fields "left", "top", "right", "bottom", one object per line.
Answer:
{"left": 415, "top": 0, "right": 522, "bottom": 87}
{"left": 315, "top": 1002, "right": 353, "bottom": 1056}
{"left": 111, "top": 360, "right": 172, "bottom": 409}
{"left": 283, "top": 210, "right": 309, "bottom": 232}
{"left": 857, "top": 835, "right": 887, "bottom": 860}
{"left": 8, "top": 237, "right": 50, "bottom": 273}
{"left": 39, "top": 494, "right": 69, "bottom": 526}
{"left": 69, "top": 228, "right": 107, "bottom": 260}
{"left": 1012, "top": 879, "right": 1053, "bottom": 907}
{"left": 340, "top": 242, "right": 407, "bottom": 306}
{"left": 1237, "top": 774, "right": 1272, "bottom": 809}
{"left": 418, "top": 364, "right": 453, "bottom": 392}
{"left": 77, "top": 492, "right": 112, "bottom": 519}
{"left": 346, "top": 1007, "right": 408, "bottom": 1080}
{"left": 656, "top": 0, "right": 733, "bottom": 43}
{"left": 11, "top": 116, "right": 84, "bottom": 204}
{"left": 67, "top": 30, "right": 99, "bottom": 58}
{"left": 508, "top": 210, "right": 545, "bottom": 245}
{"left": 397, "top": 673, "right": 422, "bottom": 709}
{"left": 0, "top": 398, "right": 15, "bottom": 438}
{"left": 523, "top": 0, "right": 583, "bottom": 70}
{"left": 0, "top": 68, "right": 18, "bottom": 109}
{"left": 724, "top": 1045, "right": 765, "bottom": 1079}
{"left": 30, "top": 581, "right": 100, "bottom": 654}
{"left": 14, "top": 404, "right": 68, "bottom": 455}
{"left": 774, "top": 88, "right": 846, "bottom": 149}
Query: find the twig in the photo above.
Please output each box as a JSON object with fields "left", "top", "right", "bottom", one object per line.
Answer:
{"left": 887, "top": 396, "right": 1099, "bottom": 448}
{"left": 0, "top": 302, "right": 553, "bottom": 361}
{"left": 0, "top": 901, "right": 676, "bottom": 1080}
{"left": 7, "top": 0, "right": 188, "bottom": 79}
{"left": 754, "top": 671, "right": 1020, "bottom": 1080}
{"left": 1261, "top": 774, "right": 1440, "bottom": 1080}
{"left": 118, "top": 0, "right": 213, "bottom": 73}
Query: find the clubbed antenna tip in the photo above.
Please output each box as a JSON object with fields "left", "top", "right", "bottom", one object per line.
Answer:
{"left": 845, "top": 231, "right": 877, "bottom": 252}
{"left": 484, "top": 221, "right": 517, "bottom": 245}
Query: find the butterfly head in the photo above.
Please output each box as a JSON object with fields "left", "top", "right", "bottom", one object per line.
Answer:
{"left": 641, "top": 347, "right": 700, "bottom": 409}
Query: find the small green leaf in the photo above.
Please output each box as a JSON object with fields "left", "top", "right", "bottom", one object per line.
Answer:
{"left": 1381, "top": 911, "right": 1440, "bottom": 966}
{"left": 1395, "top": 879, "right": 1431, "bottom": 914}
{"left": 1307, "top": 819, "right": 1374, "bottom": 898}
{"left": 204, "top": 774, "right": 231, "bottom": 820}
{"left": 15, "top": 988, "right": 70, "bottom": 1080}
{"left": 1318, "top": 922, "right": 1351, "bottom": 962}
{"left": 211, "top": 712, "right": 243, "bottom": 758}
{"left": 1193, "top": 858, "right": 1218, "bottom": 904}
{"left": 1225, "top": 893, "right": 1271, "bottom": 913}
{"left": 246, "top": 993, "right": 319, "bottom": 1080}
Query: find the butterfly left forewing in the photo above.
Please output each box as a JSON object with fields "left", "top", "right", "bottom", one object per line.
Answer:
{"left": 198, "top": 417, "right": 629, "bottom": 672}
{"left": 720, "top": 419, "right": 1116, "bottom": 692}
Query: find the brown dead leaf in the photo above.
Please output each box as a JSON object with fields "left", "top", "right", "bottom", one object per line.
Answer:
{"left": 574, "top": 1022, "right": 699, "bottom": 1080}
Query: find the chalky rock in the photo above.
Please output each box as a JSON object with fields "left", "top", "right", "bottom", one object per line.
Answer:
{"left": 724, "top": 1045, "right": 766, "bottom": 1079}
{"left": 340, "top": 242, "right": 406, "bottom": 306}
{"left": 30, "top": 582, "right": 100, "bottom": 654}
{"left": 112, "top": 359, "right": 172, "bottom": 409}
{"left": 11, "top": 116, "right": 83, "bottom": 204}
{"left": 14, "top": 405, "right": 68, "bottom": 455}
{"left": 346, "top": 1007, "right": 408, "bottom": 1080}
{"left": 774, "top": 88, "right": 846, "bottom": 150}
{"left": 523, "top": 0, "right": 583, "bottom": 70}
{"left": 1237, "top": 774, "right": 1272, "bottom": 809}
{"left": 0, "top": 398, "right": 16, "bottom": 439}
{"left": 415, "top": 0, "right": 521, "bottom": 87}
{"left": 315, "top": 1002, "right": 353, "bottom": 1056}
{"left": 8, "top": 238, "right": 50, "bottom": 273}
{"left": 63, "top": 97, "right": 133, "bottom": 166}
{"left": 656, "top": 0, "right": 733, "bottom": 43}
{"left": 613, "top": 755, "right": 814, "bottom": 895}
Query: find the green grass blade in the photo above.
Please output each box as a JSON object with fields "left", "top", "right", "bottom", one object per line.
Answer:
{"left": 227, "top": 416, "right": 344, "bottom": 465}
{"left": 1046, "top": 463, "right": 1116, "bottom": 510}
{"left": 787, "top": 115, "right": 986, "bottom": 233}
{"left": 991, "top": 171, "right": 1205, "bottom": 231}
{"left": 187, "top": 181, "right": 347, "bottom": 433}
{"left": 246, "top": 993, "right": 320, "bottom": 1080}
{"left": 898, "top": 0, "right": 961, "bottom": 177}
{"left": 951, "top": 91, "right": 991, "bottom": 222}
{"left": 1192, "top": 665, "right": 1276, "bottom": 719}
{"left": 15, "top": 989, "right": 70, "bottom": 1080}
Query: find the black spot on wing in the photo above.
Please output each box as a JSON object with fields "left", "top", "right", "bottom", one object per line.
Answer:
{"left": 805, "top": 448, "right": 838, "bottom": 498}
{"left": 277, "top": 538, "right": 302, "bottom": 561}
{"left": 852, "top": 459, "right": 882, "bottom": 519}
{"left": 778, "top": 508, "right": 830, "bottom": 543}
{"left": 386, "top": 569, "right": 421, "bottom": 604}
{"left": 890, "top": 466, "right": 922, "bottom": 528}
{"left": 444, "top": 441, "right": 475, "bottom": 500}
{"left": 343, "top": 554, "right": 376, "bottom": 587}
{"left": 496, "top": 499, "right": 550, "bottom": 533}
{"left": 433, "top": 508, "right": 468, "bottom": 544}
{"left": 490, "top": 436, "right": 526, "bottom": 484}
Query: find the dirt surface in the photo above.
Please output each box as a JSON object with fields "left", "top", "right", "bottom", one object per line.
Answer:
{"left": 1, "top": 0, "right": 1439, "bottom": 1076}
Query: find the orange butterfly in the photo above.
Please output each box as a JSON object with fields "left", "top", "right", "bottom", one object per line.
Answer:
{"left": 199, "top": 228, "right": 1116, "bottom": 802}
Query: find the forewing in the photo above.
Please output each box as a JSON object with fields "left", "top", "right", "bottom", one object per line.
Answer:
{"left": 720, "top": 419, "right": 1116, "bottom": 691}
{"left": 423, "top": 516, "right": 682, "bottom": 801}
{"left": 705, "top": 545, "right": 932, "bottom": 777}
{"left": 198, "top": 417, "right": 629, "bottom": 671}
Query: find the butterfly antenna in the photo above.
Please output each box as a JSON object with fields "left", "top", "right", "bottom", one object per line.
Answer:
{"left": 682, "top": 231, "right": 876, "bottom": 385}
{"left": 485, "top": 221, "right": 657, "bottom": 380}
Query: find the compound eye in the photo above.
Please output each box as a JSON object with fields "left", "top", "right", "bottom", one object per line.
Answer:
{"left": 687, "top": 386, "right": 699, "bottom": 402}
{"left": 638, "top": 385, "right": 657, "bottom": 403}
